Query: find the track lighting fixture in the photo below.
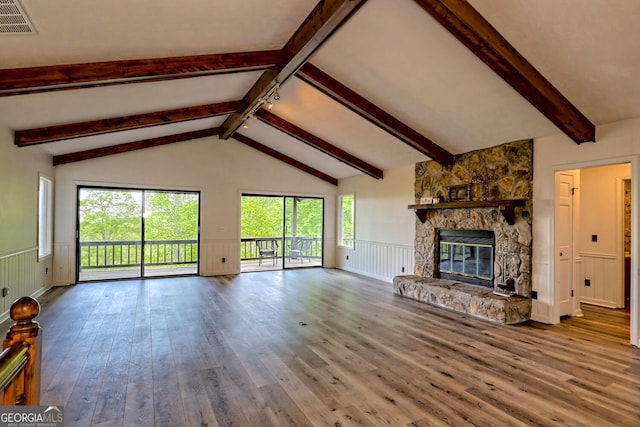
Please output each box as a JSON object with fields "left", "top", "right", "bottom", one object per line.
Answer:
{"left": 242, "top": 113, "right": 256, "bottom": 129}
{"left": 256, "top": 83, "right": 280, "bottom": 113}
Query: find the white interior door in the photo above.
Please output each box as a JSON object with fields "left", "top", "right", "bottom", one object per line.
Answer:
{"left": 556, "top": 172, "right": 575, "bottom": 316}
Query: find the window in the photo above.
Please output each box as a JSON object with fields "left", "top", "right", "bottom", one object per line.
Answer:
{"left": 339, "top": 194, "right": 354, "bottom": 247}
{"left": 38, "top": 175, "right": 53, "bottom": 259}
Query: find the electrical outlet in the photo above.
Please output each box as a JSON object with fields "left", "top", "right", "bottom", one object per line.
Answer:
{"left": 401, "top": 266, "right": 405, "bottom": 273}
{"left": 2, "top": 288, "right": 9, "bottom": 298}
{"left": 222, "top": 257, "right": 226, "bottom": 263}
{"left": 591, "top": 234, "right": 598, "bottom": 242}
{"left": 531, "top": 290, "right": 538, "bottom": 300}
{"left": 45, "top": 267, "right": 48, "bottom": 275}
{"left": 585, "top": 278, "right": 591, "bottom": 287}
{"left": 346, "top": 255, "right": 349, "bottom": 260}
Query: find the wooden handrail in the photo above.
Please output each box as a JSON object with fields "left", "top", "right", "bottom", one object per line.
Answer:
{"left": 0, "top": 342, "right": 30, "bottom": 391}
{"left": 2, "top": 297, "right": 41, "bottom": 406}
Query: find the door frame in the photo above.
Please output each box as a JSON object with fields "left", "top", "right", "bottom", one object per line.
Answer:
{"left": 552, "top": 157, "right": 638, "bottom": 347}
{"left": 240, "top": 192, "right": 325, "bottom": 271}
{"left": 616, "top": 176, "right": 631, "bottom": 308}
{"left": 283, "top": 195, "right": 324, "bottom": 269}
{"left": 75, "top": 185, "right": 201, "bottom": 281}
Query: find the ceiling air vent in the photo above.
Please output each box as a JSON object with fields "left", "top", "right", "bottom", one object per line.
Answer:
{"left": 0, "top": 0, "right": 36, "bottom": 35}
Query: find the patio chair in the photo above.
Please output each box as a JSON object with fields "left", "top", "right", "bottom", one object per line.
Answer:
{"left": 289, "top": 238, "right": 313, "bottom": 263}
{"left": 256, "top": 239, "right": 278, "bottom": 266}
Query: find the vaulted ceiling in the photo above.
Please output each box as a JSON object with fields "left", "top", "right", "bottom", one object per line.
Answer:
{"left": 2, "top": 0, "right": 640, "bottom": 185}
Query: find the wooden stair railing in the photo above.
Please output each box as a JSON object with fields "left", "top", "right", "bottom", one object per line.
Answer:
{"left": 0, "top": 297, "right": 41, "bottom": 406}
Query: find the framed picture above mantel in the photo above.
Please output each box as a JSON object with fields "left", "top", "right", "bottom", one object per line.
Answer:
{"left": 448, "top": 184, "right": 471, "bottom": 202}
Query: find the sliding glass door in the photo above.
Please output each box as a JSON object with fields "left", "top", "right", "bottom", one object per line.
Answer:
{"left": 283, "top": 196, "right": 323, "bottom": 269}
{"left": 77, "top": 187, "right": 200, "bottom": 281}
{"left": 142, "top": 190, "right": 200, "bottom": 277}
{"left": 240, "top": 194, "right": 324, "bottom": 272}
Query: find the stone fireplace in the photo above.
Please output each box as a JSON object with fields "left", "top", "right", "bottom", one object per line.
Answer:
{"left": 393, "top": 139, "right": 533, "bottom": 324}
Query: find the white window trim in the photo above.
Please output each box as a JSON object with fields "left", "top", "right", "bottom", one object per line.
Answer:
{"left": 338, "top": 193, "right": 355, "bottom": 248}
{"left": 38, "top": 174, "right": 53, "bottom": 260}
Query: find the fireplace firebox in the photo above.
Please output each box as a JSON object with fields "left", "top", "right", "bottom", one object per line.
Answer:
{"left": 437, "top": 229, "right": 495, "bottom": 288}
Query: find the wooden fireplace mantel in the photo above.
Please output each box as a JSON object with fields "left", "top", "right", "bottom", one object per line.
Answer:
{"left": 408, "top": 199, "right": 527, "bottom": 225}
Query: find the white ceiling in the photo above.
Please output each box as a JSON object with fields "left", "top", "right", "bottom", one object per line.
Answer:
{"left": 1, "top": 0, "right": 639, "bottom": 180}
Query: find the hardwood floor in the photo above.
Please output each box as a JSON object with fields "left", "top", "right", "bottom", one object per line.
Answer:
{"left": 27, "top": 269, "right": 640, "bottom": 426}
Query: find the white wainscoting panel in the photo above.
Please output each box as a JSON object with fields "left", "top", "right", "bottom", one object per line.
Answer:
{"left": 0, "top": 248, "right": 52, "bottom": 322}
{"left": 574, "top": 257, "right": 584, "bottom": 317}
{"left": 337, "top": 240, "right": 414, "bottom": 282}
{"left": 531, "top": 260, "right": 553, "bottom": 323}
{"left": 580, "top": 252, "right": 622, "bottom": 308}
{"left": 200, "top": 239, "right": 240, "bottom": 276}
{"left": 53, "top": 242, "right": 75, "bottom": 285}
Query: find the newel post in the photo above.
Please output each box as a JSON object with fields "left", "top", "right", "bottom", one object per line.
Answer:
{"left": 3, "top": 297, "right": 41, "bottom": 405}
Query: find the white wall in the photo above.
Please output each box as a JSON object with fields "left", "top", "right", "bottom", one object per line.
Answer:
{"left": 0, "top": 125, "right": 55, "bottom": 320}
{"left": 336, "top": 164, "right": 416, "bottom": 281}
{"left": 53, "top": 135, "right": 337, "bottom": 284}
{"left": 533, "top": 117, "right": 639, "bottom": 346}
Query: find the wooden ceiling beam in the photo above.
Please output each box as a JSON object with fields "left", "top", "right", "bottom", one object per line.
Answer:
{"left": 0, "top": 51, "right": 281, "bottom": 96}
{"left": 53, "top": 128, "right": 220, "bottom": 166}
{"left": 232, "top": 133, "right": 338, "bottom": 186}
{"left": 15, "top": 100, "right": 241, "bottom": 146}
{"left": 297, "top": 63, "right": 454, "bottom": 165}
{"left": 220, "top": 0, "right": 368, "bottom": 140}
{"left": 256, "top": 109, "right": 383, "bottom": 179}
{"left": 414, "top": 0, "right": 595, "bottom": 144}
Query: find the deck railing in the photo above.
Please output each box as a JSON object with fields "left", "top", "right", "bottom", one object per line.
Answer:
{"left": 240, "top": 237, "right": 323, "bottom": 262}
{"left": 0, "top": 297, "right": 41, "bottom": 406}
{"left": 79, "top": 239, "right": 198, "bottom": 270}
{"left": 79, "top": 237, "right": 322, "bottom": 270}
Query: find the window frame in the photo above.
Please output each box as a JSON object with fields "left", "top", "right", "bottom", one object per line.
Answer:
{"left": 338, "top": 193, "right": 355, "bottom": 248}
{"left": 38, "top": 174, "right": 53, "bottom": 260}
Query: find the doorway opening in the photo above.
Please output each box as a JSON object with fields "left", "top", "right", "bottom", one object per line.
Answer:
{"left": 555, "top": 163, "right": 632, "bottom": 339}
{"left": 76, "top": 186, "right": 200, "bottom": 281}
{"left": 240, "top": 194, "right": 324, "bottom": 272}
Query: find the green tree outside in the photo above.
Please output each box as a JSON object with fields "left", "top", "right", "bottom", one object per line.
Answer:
{"left": 144, "top": 191, "right": 199, "bottom": 240}
{"left": 79, "top": 189, "right": 141, "bottom": 241}
{"left": 241, "top": 196, "right": 284, "bottom": 238}
{"left": 242, "top": 196, "right": 323, "bottom": 238}
{"left": 340, "top": 194, "right": 354, "bottom": 245}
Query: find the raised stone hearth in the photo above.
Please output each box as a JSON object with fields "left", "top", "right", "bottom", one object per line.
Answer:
{"left": 393, "top": 275, "right": 531, "bottom": 324}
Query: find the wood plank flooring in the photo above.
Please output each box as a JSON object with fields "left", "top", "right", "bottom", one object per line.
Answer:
{"left": 22, "top": 269, "right": 640, "bottom": 426}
